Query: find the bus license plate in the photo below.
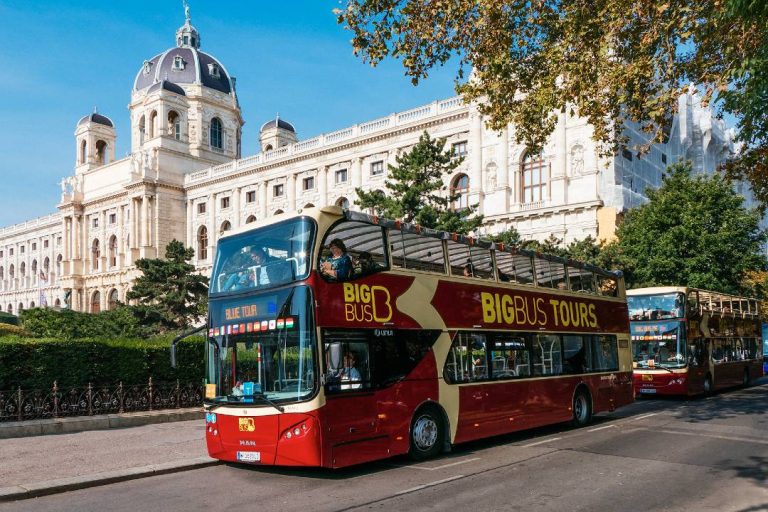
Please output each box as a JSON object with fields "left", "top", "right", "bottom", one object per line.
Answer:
{"left": 639, "top": 388, "right": 657, "bottom": 394}
{"left": 237, "top": 451, "right": 261, "bottom": 463}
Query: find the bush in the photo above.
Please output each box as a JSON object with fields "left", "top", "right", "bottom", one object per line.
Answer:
{"left": 20, "top": 307, "right": 154, "bottom": 340}
{"left": 0, "top": 324, "right": 28, "bottom": 337}
{"left": 0, "top": 335, "right": 205, "bottom": 390}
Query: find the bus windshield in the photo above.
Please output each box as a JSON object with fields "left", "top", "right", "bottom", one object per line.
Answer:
{"left": 205, "top": 286, "right": 316, "bottom": 405}
{"left": 631, "top": 320, "right": 687, "bottom": 369}
{"left": 627, "top": 293, "right": 684, "bottom": 321}
{"left": 210, "top": 218, "right": 314, "bottom": 295}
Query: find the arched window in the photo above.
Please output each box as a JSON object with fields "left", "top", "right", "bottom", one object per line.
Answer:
{"left": 54, "top": 298, "right": 61, "bottom": 307}
{"left": 29, "top": 301, "right": 35, "bottom": 309}
{"left": 245, "top": 215, "right": 257, "bottom": 224}
{"left": 336, "top": 197, "right": 350, "bottom": 209}
{"left": 92, "top": 239, "right": 100, "bottom": 270}
{"left": 197, "top": 226, "right": 208, "bottom": 260}
{"left": 210, "top": 117, "right": 223, "bottom": 150}
{"left": 56, "top": 254, "right": 62, "bottom": 280}
{"left": 18, "top": 303, "right": 24, "bottom": 314}
{"left": 96, "top": 140, "right": 107, "bottom": 165}
{"left": 43, "top": 257, "right": 50, "bottom": 277}
{"left": 220, "top": 220, "right": 231, "bottom": 233}
{"left": 451, "top": 174, "right": 470, "bottom": 210}
{"left": 273, "top": 209, "right": 284, "bottom": 216}
{"left": 9, "top": 264, "right": 14, "bottom": 279}
{"left": 7, "top": 304, "right": 12, "bottom": 314}
{"left": 264, "top": 144, "right": 273, "bottom": 152}
{"left": 168, "top": 111, "right": 181, "bottom": 140}
{"left": 521, "top": 152, "right": 548, "bottom": 203}
{"left": 0, "top": 266, "right": 3, "bottom": 280}
{"left": 20, "top": 262, "right": 25, "bottom": 278}
{"left": 91, "top": 291, "right": 101, "bottom": 313}
{"left": 304, "top": 203, "right": 315, "bottom": 209}
{"left": 108, "top": 289, "right": 119, "bottom": 310}
{"left": 139, "top": 115, "right": 146, "bottom": 144}
{"left": 80, "top": 139, "right": 88, "bottom": 164}
{"left": 31, "top": 260, "right": 37, "bottom": 281}
{"left": 149, "top": 110, "right": 158, "bottom": 138}
{"left": 108, "top": 235, "right": 117, "bottom": 268}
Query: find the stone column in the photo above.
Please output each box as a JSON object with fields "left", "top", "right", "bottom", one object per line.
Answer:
{"left": 288, "top": 174, "right": 297, "bottom": 212}
{"left": 319, "top": 166, "right": 329, "bottom": 207}
{"left": 233, "top": 187, "right": 241, "bottom": 229}
{"left": 469, "top": 108, "right": 484, "bottom": 213}
{"left": 186, "top": 199, "right": 193, "bottom": 249}
{"left": 499, "top": 127, "right": 510, "bottom": 211}
{"left": 141, "top": 196, "right": 149, "bottom": 247}
{"left": 352, "top": 157, "right": 363, "bottom": 189}
{"left": 259, "top": 182, "right": 268, "bottom": 219}
{"left": 208, "top": 192, "right": 217, "bottom": 255}
{"left": 118, "top": 205, "right": 125, "bottom": 268}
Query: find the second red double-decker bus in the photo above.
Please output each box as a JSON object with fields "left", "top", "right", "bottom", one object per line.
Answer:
{"left": 628, "top": 287, "right": 763, "bottom": 397}
{"left": 190, "top": 207, "right": 634, "bottom": 468}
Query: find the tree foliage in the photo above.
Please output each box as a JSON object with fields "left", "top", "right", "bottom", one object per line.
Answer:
{"left": 355, "top": 131, "right": 483, "bottom": 233}
{"left": 126, "top": 240, "right": 208, "bottom": 331}
{"left": 615, "top": 162, "right": 767, "bottom": 293}
{"left": 337, "top": 0, "right": 768, "bottom": 203}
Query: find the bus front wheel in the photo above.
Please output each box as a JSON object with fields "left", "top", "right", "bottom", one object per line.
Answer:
{"left": 703, "top": 374, "right": 713, "bottom": 396}
{"left": 409, "top": 406, "right": 444, "bottom": 461}
{"left": 571, "top": 389, "right": 592, "bottom": 428}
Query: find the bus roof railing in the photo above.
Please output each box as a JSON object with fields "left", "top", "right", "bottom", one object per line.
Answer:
{"left": 343, "top": 209, "right": 621, "bottom": 280}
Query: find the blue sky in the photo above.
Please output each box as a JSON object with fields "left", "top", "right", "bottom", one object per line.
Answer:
{"left": 0, "top": 0, "right": 459, "bottom": 227}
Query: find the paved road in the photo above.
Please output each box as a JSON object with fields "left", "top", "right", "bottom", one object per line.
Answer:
{"left": 3, "top": 383, "right": 766, "bottom": 512}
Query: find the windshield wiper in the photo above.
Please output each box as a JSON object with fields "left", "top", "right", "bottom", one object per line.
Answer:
{"left": 247, "top": 393, "right": 285, "bottom": 413}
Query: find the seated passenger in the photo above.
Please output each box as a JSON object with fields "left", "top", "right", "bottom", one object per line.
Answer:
{"left": 320, "top": 238, "right": 353, "bottom": 281}
{"left": 355, "top": 251, "right": 378, "bottom": 277}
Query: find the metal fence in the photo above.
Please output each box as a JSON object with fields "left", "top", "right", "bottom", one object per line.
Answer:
{"left": 0, "top": 378, "right": 204, "bottom": 422}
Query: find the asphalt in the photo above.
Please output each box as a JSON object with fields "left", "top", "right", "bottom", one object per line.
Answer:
{"left": 0, "top": 410, "right": 216, "bottom": 502}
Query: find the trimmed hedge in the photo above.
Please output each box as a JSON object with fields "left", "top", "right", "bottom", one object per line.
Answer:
{"left": 20, "top": 307, "right": 152, "bottom": 340}
{"left": 0, "top": 335, "right": 205, "bottom": 390}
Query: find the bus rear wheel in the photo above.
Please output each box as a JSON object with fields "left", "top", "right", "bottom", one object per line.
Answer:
{"left": 571, "top": 389, "right": 592, "bottom": 428}
{"left": 409, "top": 407, "right": 444, "bottom": 461}
{"left": 703, "top": 374, "right": 713, "bottom": 396}
{"left": 742, "top": 368, "right": 750, "bottom": 388}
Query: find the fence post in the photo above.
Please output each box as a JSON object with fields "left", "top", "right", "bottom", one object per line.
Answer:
{"left": 118, "top": 381, "right": 124, "bottom": 414}
{"left": 53, "top": 380, "right": 59, "bottom": 419}
{"left": 17, "top": 386, "right": 22, "bottom": 421}
{"left": 87, "top": 382, "right": 93, "bottom": 416}
{"left": 148, "top": 377, "right": 153, "bottom": 411}
{"left": 176, "top": 379, "right": 180, "bottom": 409}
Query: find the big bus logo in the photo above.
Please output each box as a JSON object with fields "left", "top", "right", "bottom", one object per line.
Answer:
{"left": 343, "top": 283, "right": 393, "bottom": 323}
{"left": 239, "top": 418, "right": 255, "bottom": 432}
{"left": 480, "top": 292, "right": 598, "bottom": 329}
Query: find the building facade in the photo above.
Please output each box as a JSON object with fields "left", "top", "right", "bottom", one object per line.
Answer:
{"left": 0, "top": 15, "right": 739, "bottom": 314}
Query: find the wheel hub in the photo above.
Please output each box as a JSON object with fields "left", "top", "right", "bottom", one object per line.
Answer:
{"left": 413, "top": 415, "right": 438, "bottom": 450}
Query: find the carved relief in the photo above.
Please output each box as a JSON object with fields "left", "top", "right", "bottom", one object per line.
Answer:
{"left": 570, "top": 143, "right": 585, "bottom": 175}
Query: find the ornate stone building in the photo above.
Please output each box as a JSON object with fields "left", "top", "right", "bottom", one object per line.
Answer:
{"left": 0, "top": 14, "right": 738, "bottom": 314}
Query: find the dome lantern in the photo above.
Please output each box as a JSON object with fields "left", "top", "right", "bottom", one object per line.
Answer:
{"left": 175, "top": 1, "right": 200, "bottom": 49}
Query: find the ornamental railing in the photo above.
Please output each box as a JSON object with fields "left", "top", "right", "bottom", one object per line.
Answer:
{"left": 0, "top": 378, "right": 203, "bottom": 423}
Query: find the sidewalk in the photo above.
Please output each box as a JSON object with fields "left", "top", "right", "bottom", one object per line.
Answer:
{"left": 0, "top": 414, "right": 217, "bottom": 502}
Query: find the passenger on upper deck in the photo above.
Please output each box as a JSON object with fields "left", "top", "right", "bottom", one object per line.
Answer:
{"left": 320, "top": 238, "right": 353, "bottom": 281}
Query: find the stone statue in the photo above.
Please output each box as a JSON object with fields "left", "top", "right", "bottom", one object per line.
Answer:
{"left": 571, "top": 144, "right": 585, "bottom": 175}
{"left": 183, "top": 0, "right": 190, "bottom": 21}
{"left": 486, "top": 163, "right": 497, "bottom": 190}
{"left": 131, "top": 152, "right": 141, "bottom": 175}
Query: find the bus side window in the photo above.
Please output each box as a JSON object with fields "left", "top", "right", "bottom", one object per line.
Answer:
{"left": 398, "top": 231, "right": 446, "bottom": 273}
{"left": 444, "top": 332, "right": 488, "bottom": 382}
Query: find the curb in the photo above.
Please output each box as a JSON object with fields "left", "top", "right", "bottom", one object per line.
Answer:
{"left": 0, "top": 408, "right": 204, "bottom": 439}
{"left": 0, "top": 456, "right": 220, "bottom": 502}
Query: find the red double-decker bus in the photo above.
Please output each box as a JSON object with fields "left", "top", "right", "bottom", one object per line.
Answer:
{"left": 184, "top": 207, "right": 634, "bottom": 468}
{"left": 628, "top": 287, "right": 763, "bottom": 397}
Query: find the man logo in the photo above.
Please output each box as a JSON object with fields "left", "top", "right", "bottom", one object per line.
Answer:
{"left": 239, "top": 418, "right": 255, "bottom": 432}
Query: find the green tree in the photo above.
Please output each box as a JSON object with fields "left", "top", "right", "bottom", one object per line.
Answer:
{"left": 337, "top": 1, "right": 768, "bottom": 204}
{"left": 126, "top": 240, "right": 208, "bottom": 330}
{"left": 615, "top": 162, "right": 767, "bottom": 292}
{"left": 355, "top": 131, "right": 483, "bottom": 233}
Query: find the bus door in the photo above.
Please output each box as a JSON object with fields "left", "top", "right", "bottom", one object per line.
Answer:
{"left": 321, "top": 335, "right": 386, "bottom": 466}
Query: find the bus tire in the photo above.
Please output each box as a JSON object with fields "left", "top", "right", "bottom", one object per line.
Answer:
{"left": 703, "top": 374, "right": 713, "bottom": 396}
{"left": 571, "top": 388, "right": 592, "bottom": 428}
{"left": 409, "top": 406, "right": 444, "bottom": 461}
{"left": 742, "top": 368, "right": 750, "bottom": 388}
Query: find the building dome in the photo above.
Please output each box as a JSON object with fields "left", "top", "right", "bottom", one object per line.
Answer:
{"left": 132, "top": 11, "right": 235, "bottom": 96}
{"left": 77, "top": 112, "right": 114, "bottom": 128}
{"left": 260, "top": 116, "right": 296, "bottom": 133}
